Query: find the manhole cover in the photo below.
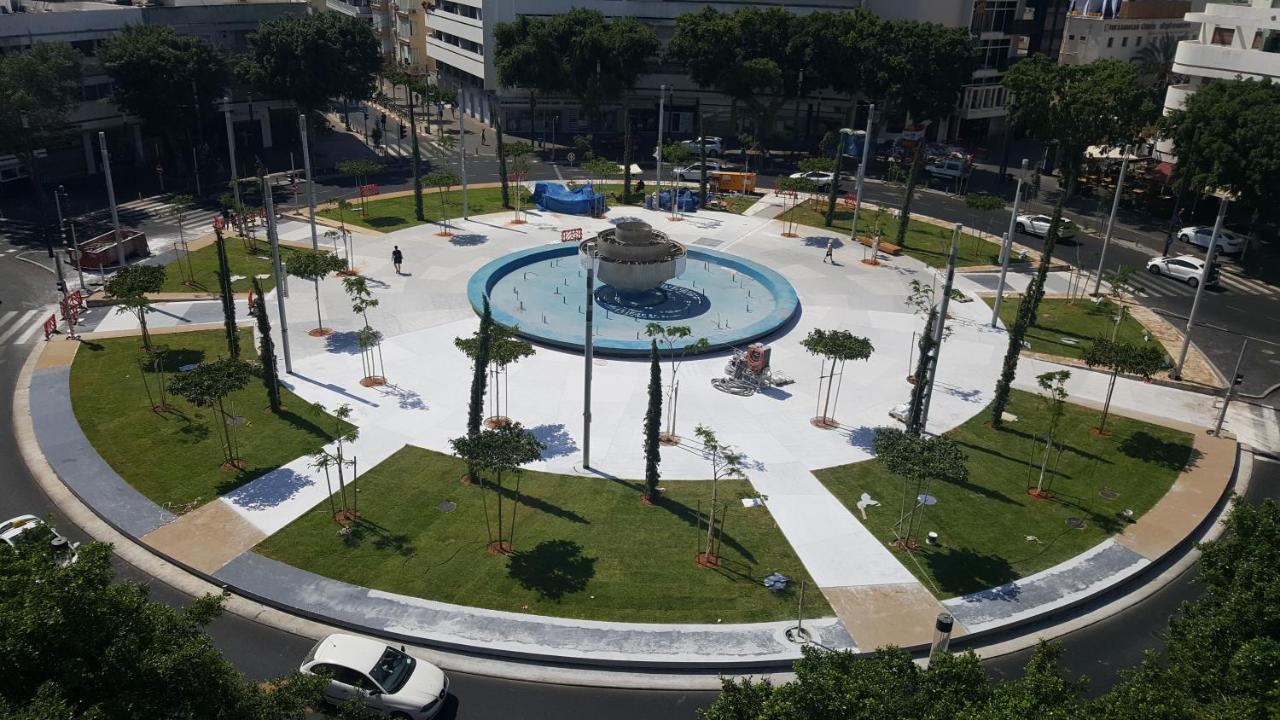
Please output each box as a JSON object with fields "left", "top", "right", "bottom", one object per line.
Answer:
{"left": 1066, "top": 517, "right": 1086, "bottom": 530}
{"left": 1099, "top": 487, "right": 1119, "bottom": 500}
{"left": 228, "top": 415, "right": 247, "bottom": 427}
{"left": 1059, "top": 337, "right": 1079, "bottom": 346}
{"left": 437, "top": 501, "right": 457, "bottom": 513}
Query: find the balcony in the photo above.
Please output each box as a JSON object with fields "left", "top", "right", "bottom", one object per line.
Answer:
{"left": 326, "top": 0, "right": 370, "bottom": 17}
{"left": 1172, "top": 40, "right": 1280, "bottom": 83}
{"left": 958, "top": 83, "right": 1009, "bottom": 120}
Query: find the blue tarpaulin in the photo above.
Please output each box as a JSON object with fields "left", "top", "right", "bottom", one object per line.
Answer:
{"left": 531, "top": 182, "right": 606, "bottom": 216}
{"left": 656, "top": 189, "right": 701, "bottom": 212}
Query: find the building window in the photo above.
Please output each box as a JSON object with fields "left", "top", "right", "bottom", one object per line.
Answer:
{"left": 976, "top": 38, "right": 1012, "bottom": 70}
{"left": 1068, "top": 34, "right": 1075, "bottom": 41}
{"left": 1211, "top": 27, "right": 1235, "bottom": 46}
{"left": 1107, "top": 37, "right": 1114, "bottom": 48}
{"left": 1121, "top": 36, "right": 1128, "bottom": 47}
{"left": 1135, "top": 36, "right": 1142, "bottom": 47}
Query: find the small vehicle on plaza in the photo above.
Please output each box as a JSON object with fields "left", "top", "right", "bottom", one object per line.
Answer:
{"left": 300, "top": 634, "right": 449, "bottom": 719}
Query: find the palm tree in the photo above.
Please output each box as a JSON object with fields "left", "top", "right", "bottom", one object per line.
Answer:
{"left": 1136, "top": 34, "right": 1183, "bottom": 91}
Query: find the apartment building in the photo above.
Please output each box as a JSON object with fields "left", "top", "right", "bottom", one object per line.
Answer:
{"left": 1059, "top": 0, "right": 1201, "bottom": 65}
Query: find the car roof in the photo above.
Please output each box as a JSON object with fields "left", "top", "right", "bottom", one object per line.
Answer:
{"left": 311, "top": 634, "right": 389, "bottom": 672}
{"left": 0, "top": 515, "right": 43, "bottom": 544}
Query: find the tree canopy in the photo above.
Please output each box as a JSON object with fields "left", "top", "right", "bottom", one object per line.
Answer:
{"left": 104, "top": 265, "right": 166, "bottom": 300}
{"left": 285, "top": 250, "right": 347, "bottom": 281}
{"left": 0, "top": 43, "right": 82, "bottom": 198}
{"left": 241, "top": 12, "right": 381, "bottom": 112}
{"left": 872, "top": 426, "right": 969, "bottom": 486}
{"left": 454, "top": 323, "right": 534, "bottom": 369}
{"left": 167, "top": 357, "right": 253, "bottom": 408}
{"left": 1081, "top": 336, "right": 1165, "bottom": 379}
{"left": 800, "top": 329, "right": 874, "bottom": 362}
{"left": 449, "top": 421, "right": 545, "bottom": 478}
{"left": 873, "top": 19, "right": 976, "bottom": 126}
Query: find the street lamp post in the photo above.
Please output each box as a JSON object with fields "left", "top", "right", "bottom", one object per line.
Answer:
{"left": 1213, "top": 337, "right": 1248, "bottom": 436}
{"left": 656, "top": 85, "right": 667, "bottom": 204}
{"left": 1093, "top": 145, "right": 1133, "bottom": 295}
{"left": 582, "top": 258, "right": 597, "bottom": 469}
{"left": 852, "top": 103, "right": 875, "bottom": 260}
{"left": 98, "top": 131, "right": 126, "bottom": 267}
{"left": 917, "top": 224, "right": 962, "bottom": 434}
{"left": 298, "top": 114, "right": 319, "bottom": 249}
{"left": 993, "top": 159, "right": 1029, "bottom": 327}
{"left": 1174, "top": 193, "right": 1228, "bottom": 379}
{"left": 261, "top": 173, "right": 293, "bottom": 374}
{"left": 224, "top": 97, "right": 242, "bottom": 234}
{"left": 458, "top": 108, "right": 469, "bottom": 219}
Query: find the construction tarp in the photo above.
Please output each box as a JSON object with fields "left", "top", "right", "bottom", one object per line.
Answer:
{"left": 657, "top": 188, "right": 701, "bottom": 212}
{"left": 531, "top": 182, "right": 606, "bottom": 216}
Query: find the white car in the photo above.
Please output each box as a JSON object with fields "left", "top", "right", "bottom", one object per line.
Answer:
{"left": 0, "top": 515, "right": 80, "bottom": 566}
{"left": 301, "top": 634, "right": 449, "bottom": 719}
{"left": 1146, "top": 254, "right": 1219, "bottom": 288}
{"left": 787, "top": 170, "right": 853, "bottom": 192}
{"left": 673, "top": 161, "right": 725, "bottom": 181}
{"left": 1015, "top": 214, "right": 1078, "bottom": 240}
{"left": 680, "top": 136, "right": 723, "bottom": 156}
{"left": 925, "top": 158, "right": 968, "bottom": 180}
{"left": 1178, "top": 225, "right": 1244, "bottom": 255}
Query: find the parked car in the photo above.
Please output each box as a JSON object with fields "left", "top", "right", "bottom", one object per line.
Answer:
{"left": 0, "top": 515, "right": 80, "bottom": 566}
{"left": 673, "top": 161, "right": 725, "bottom": 181}
{"left": 679, "top": 136, "right": 723, "bottom": 156}
{"left": 1146, "top": 254, "right": 1219, "bottom": 288}
{"left": 1177, "top": 225, "right": 1245, "bottom": 255}
{"left": 301, "top": 634, "right": 449, "bottom": 719}
{"left": 1015, "top": 214, "right": 1078, "bottom": 240}
{"left": 925, "top": 158, "right": 968, "bottom": 180}
{"left": 786, "top": 170, "right": 853, "bottom": 192}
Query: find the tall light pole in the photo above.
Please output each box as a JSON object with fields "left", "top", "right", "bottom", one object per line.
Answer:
{"left": 1174, "top": 193, "right": 1228, "bottom": 379}
{"left": 993, "top": 158, "right": 1029, "bottom": 327}
{"left": 458, "top": 108, "right": 469, "bottom": 219}
{"left": 98, "top": 131, "right": 125, "bottom": 267}
{"left": 656, "top": 84, "right": 667, "bottom": 203}
{"left": 262, "top": 174, "right": 293, "bottom": 374}
{"left": 582, "top": 257, "right": 597, "bottom": 469}
{"left": 224, "top": 96, "right": 242, "bottom": 233}
{"left": 298, "top": 114, "right": 319, "bottom": 249}
{"left": 918, "top": 224, "right": 962, "bottom": 434}
{"left": 1213, "top": 337, "right": 1248, "bottom": 436}
{"left": 851, "top": 103, "right": 875, "bottom": 254}
{"left": 57, "top": 186, "right": 86, "bottom": 293}
{"left": 1093, "top": 145, "right": 1133, "bottom": 295}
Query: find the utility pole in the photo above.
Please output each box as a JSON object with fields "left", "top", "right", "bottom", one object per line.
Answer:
{"left": 262, "top": 174, "right": 293, "bottom": 373}
{"left": 918, "top": 224, "right": 962, "bottom": 434}
{"left": 1093, "top": 145, "right": 1133, "bottom": 295}
{"left": 98, "top": 131, "right": 125, "bottom": 267}
{"left": 1213, "top": 337, "right": 1247, "bottom": 436}
{"left": 409, "top": 86, "right": 424, "bottom": 221}
{"left": 583, "top": 258, "right": 596, "bottom": 469}
{"left": 224, "top": 97, "right": 242, "bottom": 233}
{"left": 298, "top": 114, "right": 318, "bottom": 250}
{"left": 656, "top": 84, "right": 667, "bottom": 203}
{"left": 1175, "top": 194, "right": 1228, "bottom": 378}
{"left": 852, "top": 103, "right": 875, "bottom": 255}
{"left": 993, "top": 159, "right": 1028, "bottom": 327}
{"left": 458, "top": 108, "right": 468, "bottom": 219}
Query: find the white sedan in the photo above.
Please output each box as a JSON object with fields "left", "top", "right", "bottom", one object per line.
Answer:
{"left": 787, "top": 170, "right": 853, "bottom": 192}
{"left": 1146, "top": 254, "right": 1219, "bottom": 288}
{"left": 673, "top": 161, "right": 726, "bottom": 181}
{"left": 301, "top": 634, "right": 449, "bottom": 719}
{"left": 1015, "top": 214, "right": 1077, "bottom": 240}
{"left": 1178, "top": 225, "right": 1245, "bottom": 255}
{"left": 680, "top": 136, "right": 723, "bottom": 156}
{"left": 0, "top": 515, "right": 80, "bottom": 566}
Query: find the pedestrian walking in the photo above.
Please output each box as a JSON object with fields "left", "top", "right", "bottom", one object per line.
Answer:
{"left": 481, "top": 129, "right": 487, "bottom": 146}
{"left": 823, "top": 238, "right": 834, "bottom": 264}
{"left": 392, "top": 245, "right": 404, "bottom": 275}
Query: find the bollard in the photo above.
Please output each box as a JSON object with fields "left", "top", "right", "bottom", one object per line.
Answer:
{"left": 927, "top": 613, "right": 954, "bottom": 668}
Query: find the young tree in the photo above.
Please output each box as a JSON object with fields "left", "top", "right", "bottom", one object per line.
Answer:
{"left": 642, "top": 340, "right": 662, "bottom": 504}
{"left": 240, "top": 13, "right": 381, "bottom": 114}
{"left": 309, "top": 403, "right": 360, "bottom": 523}
{"left": 213, "top": 229, "right": 240, "bottom": 359}
{"left": 343, "top": 275, "right": 385, "bottom": 385}
{"left": 1103, "top": 265, "right": 1137, "bottom": 339}
{"left": 991, "top": 57, "right": 1156, "bottom": 427}
{"left": 104, "top": 265, "right": 167, "bottom": 352}
{"left": 167, "top": 194, "right": 197, "bottom": 286}
{"left": 582, "top": 156, "right": 621, "bottom": 192}
{"left": 1030, "top": 370, "right": 1070, "bottom": 498}
{"left": 336, "top": 159, "right": 383, "bottom": 216}
{"left": 465, "top": 298, "right": 494, "bottom": 443}
{"left": 1081, "top": 337, "right": 1166, "bottom": 435}
{"left": 800, "top": 329, "right": 874, "bottom": 428}
{"left": 284, "top": 250, "right": 346, "bottom": 337}
{"left": 964, "top": 192, "right": 1006, "bottom": 245}
{"left": 0, "top": 43, "right": 82, "bottom": 205}
{"left": 251, "top": 278, "right": 281, "bottom": 413}
{"left": 455, "top": 324, "right": 534, "bottom": 427}
{"left": 449, "top": 422, "right": 545, "bottom": 554}
{"left": 424, "top": 170, "right": 460, "bottom": 235}
{"left": 505, "top": 142, "right": 534, "bottom": 222}
{"left": 644, "top": 323, "right": 709, "bottom": 443}
{"left": 693, "top": 424, "right": 747, "bottom": 567}
{"left": 873, "top": 426, "right": 968, "bottom": 550}
{"left": 167, "top": 357, "right": 253, "bottom": 469}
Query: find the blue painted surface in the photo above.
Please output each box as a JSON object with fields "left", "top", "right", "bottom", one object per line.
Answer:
{"left": 467, "top": 243, "right": 800, "bottom": 356}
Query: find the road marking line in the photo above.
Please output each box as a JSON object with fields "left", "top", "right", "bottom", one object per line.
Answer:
{"left": 0, "top": 310, "right": 42, "bottom": 344}
{"left": 13, "top": 318, "right": 45, "bottom": 344}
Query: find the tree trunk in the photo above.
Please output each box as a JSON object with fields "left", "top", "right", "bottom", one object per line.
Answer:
{"left": 138, "top": 310, "right": 153, "bottom": 352}
{"left": 493, "top": 95, "right": 510, "bottom": 209}
{"left": 1100, "top": 369, "right": 1118, "bottom": 433}
{"left": 894, "top": 143, "right": 925, "bottom": 247}
{"left": 313, "top": 282, "right": 324, "bottom": 332}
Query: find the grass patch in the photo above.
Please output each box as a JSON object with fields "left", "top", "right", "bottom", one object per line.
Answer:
{"left": 70, "top": 328, "right": 348, "bottom": 511}
{"left": 319, "top": 187, "right": 532, "bottom": 233}
{"left": 257, "top": 445, "right": 828, "bottom": 623}
{"left": 814, "top": 390, "right": 1193, "bottom": 599}
{"left": 779, "top": 202, "right": 1009, "bottom": 269}
{"left": 159, "top": 239, "right": 301, "bottom": 294}
{"left": 985, "top": 297, "right": 1155, "bottom": 360}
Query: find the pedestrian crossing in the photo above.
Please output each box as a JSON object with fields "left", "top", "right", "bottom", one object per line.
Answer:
{"left": 0, "top": 217, "right": 44, "bottom": 247}
{"left": 0, "top": 309, "right": 52, "bottom": 346}
{"left": 87, "top": 197, "right": 223, "bottom": 240}
{"left": 1128, "top": 268, "right": 1279, "bottom": 299}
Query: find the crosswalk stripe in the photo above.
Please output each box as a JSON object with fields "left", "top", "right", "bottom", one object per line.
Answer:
{"left": 1223, "top": 272, "right": 1277, "bottom": 295}
{"left": 13, "top": 317, "right": 46, "bottom": 344}
{"left": 0, "top": 310, "right": 43, "bottom": 344}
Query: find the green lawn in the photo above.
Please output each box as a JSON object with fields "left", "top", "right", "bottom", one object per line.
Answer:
{"left": 711, "top": 193, "right": 763, "bottom": 215}
{"left": 780, "top": 202, "right": 1012, "bottom": 269}
{"left": 257, "top": 446, "right": 829, "bottom": 623}
{"left": 319, "top": 186, "right": 532, "bottom": 232}
{"left": 814, "top": 390, "right": 1193, "bottom": 599}
{"left": 986, "top": 297, "right": 1155, "bottom": 361}
{"left": 159, "top": 240, "right": 301, "bottom": 294}
{"left": 70, "top": 328, "right": 348, "bottom": 511}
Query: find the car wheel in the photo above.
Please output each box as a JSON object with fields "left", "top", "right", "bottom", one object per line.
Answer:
{"left": 1187, "top": 276, "right": 1199, "bottom": 288}
{"left": 1148, "top": 264, "right": 1161, "bottom": 275}
{"left": 1015, "top": 222, "right": 1027, "bottom": 234}
{"left": 1178, "top": 234, "right": 1190, "bottom": 244}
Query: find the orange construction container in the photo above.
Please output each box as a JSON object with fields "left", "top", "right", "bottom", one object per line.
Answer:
{"left": 708, "top": 171, "right": 756, "bottom": 194}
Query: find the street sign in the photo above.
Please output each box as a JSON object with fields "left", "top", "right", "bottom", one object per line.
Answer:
{"left": 560, "top": 228, "right": 582, "bottom": 242}
{"left": 359, "top": 183, "right": 380, "bottom": 198}
{"left": 566, "top": 152, "right": 576, "bottom": 165}
{"left": 213, "top": 216, "right": 224, "bottom": 231}
{"left": 507, "top": 171, "right": 527, "bottom": 183}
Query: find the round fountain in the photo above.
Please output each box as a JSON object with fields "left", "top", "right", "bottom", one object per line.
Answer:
{"left": 467, "top": 221, "right": 799, "bottom": 356}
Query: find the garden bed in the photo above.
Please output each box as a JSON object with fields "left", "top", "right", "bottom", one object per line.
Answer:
{"left": 986, "top": 297, "right": 1154, "bottom": 361}
{"left": 318, "top": 187, "right": 531, "bottom": 233}
{"left": 158, "top": 240, "right": 301, "bottom": 294}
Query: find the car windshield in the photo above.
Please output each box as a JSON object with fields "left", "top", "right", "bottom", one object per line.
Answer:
{"left": 369, "top": 647, "right": 416, "bottom": 694}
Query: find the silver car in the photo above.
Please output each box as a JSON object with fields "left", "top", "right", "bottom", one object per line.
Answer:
{"left": 1178, "top": 225, "right": 1244, "bottom": 255}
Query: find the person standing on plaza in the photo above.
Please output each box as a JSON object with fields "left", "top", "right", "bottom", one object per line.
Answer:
{"left": 392, "top": 245, "right": 404, "bottom": 275}
{"left": 823, "top": 238, "right": 834, "bottom": 264}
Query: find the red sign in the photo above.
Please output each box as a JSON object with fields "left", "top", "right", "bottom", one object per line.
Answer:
{"left": 213, "top": 216, "right": 224, "bottom": 231}
{"left": 560, "top": 228, "right": 583, "bottom": 243}
{"left": 42, "top": 314, "right": 57, "bottom": 341}
{"left": 359, "top": 183, "right": 380, "bottom": 198}
{"left": 508, "top": 171, "right": 527, "bottom": 183}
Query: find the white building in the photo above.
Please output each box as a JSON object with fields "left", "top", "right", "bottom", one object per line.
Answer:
{"left": 1059, "top": 0, "right": 1201, "bottom": 65}
{"left": 1163, "top": 0, "right": 1280, "bottom": 119}
{"left": 427, "top": 0, "right": 1035, "bottom": 143}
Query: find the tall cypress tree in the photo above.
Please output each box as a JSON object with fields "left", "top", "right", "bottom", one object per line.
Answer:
{"left": 643, "top": 340, "right": 662, "bottom": 502}
{"left": 252, "top": 278, "right": 281, "bottom": 413}
{"left": 214, "top": 229, "right": 240, "bottom": 358}
{"left": 466, "top": 298, "right": 493, "bottom": 438}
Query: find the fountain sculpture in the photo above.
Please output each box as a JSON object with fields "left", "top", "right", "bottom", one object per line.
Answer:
{"left": 578, "top": 221, "right": 687, "bottom": 294}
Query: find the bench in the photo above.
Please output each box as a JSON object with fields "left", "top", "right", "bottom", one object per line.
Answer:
{"left": 857, "top": 235, "right": 902, "bottom": 256}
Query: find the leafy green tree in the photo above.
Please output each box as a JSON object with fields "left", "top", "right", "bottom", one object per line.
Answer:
{"left": 449, "top": 421, "right": 545, "bottom": 554}
{"left": 800, "top": 329, "right": 874, "bottom": 427}
{"left": 167, "top": 357, "right": 254, "bottom": 468}
{"left": 104, "top": 265, "right": 167, "bottom": 352}
{"left": 343, "top": 274, "right": 384, "bottom": 384}
{"left": 505, "top": 142, "right": 535, "bottom": 220}
{"left": 494, "top": 15, "right": 565, "bottom": 143}
{"left": 0, "top": 43, "right": 82, "bottom": 205}
{"left": 213, "top": 229, "right": 240, "bottom": 359}
{"left": 98, "top": 25, "right": 228, "bottom": 163}
{"left": 1081, "top": 336, "right": 1165, "bottom": 434}
{"left": 873, "top": 426, "right": 968, "bottom": 549}
{"left": 0, "top": 540, "right": 325, "bottom": 719}
{"left": 1135, "top": 33, "right": 1183, "bottom": 91}
{"left": 991, "top": 57, "right": 1156, "bottom": 427}
{"left": 465, "top": 298, "right": 493, "bottom": 442}
{"left": 285, "top": 250, "right": 347, "bottom": 336}
{"left": 582, "top": 156, "right": 621, "bottom": 190}
{"left": 692, "top": 425, "right": 746, "bottom": 565}
{"left": 251, "top": 278, "right": 281, "bottom": 413}
{"left": 643, "top": 340, "right": 662, "bottom": 503}
{"left": 644, "top": 324, "right": 709, "bottom": 441}
{"left": 455, "top": 323, "right": 534, "bottom": 425}
{"left": 964, "top": 192, "right": 1006, "bottom": 239}
{"left": 241, "top": 12, "right": 381, "bottom": 113}
{"left": 336, "top": 159, "right": 383, "bottom": 216}
{"left": 424, "top": 170, "right": 460, "bottom": 234}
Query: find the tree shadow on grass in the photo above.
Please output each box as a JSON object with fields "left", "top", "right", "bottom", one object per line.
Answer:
{"left": 1044, "top": 491, "right": 1126, "bottom": 535}
{"left": 340, "top": 517, "right": 417, "bottom": 558}
{"left": 652, "top": 495, "right": 758, "bottom": 564}
{"left": 919, "top": 545, "right": 1018, "bottom": 597}
{"left": 1118, "top": 431, "right": 1197, "bottom": 471}
{"left": 278, "top": 408, "right": 338, "bottom": 441}
{"left": 366, "top": 216, "right": 407, "bottom": 229}
{"left": 506, "top": 539, "right": 595, "bottom": 601}
{"left": 146, "top": 347, "right": 206, "bottom": 372}
{"left": 993, "top": 425, "right": 1114, "bottom": 465}
{"left": 480, "top": 478, "right": 590, "bottom": 525}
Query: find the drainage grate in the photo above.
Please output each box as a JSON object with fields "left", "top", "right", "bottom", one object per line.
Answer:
{"left": 437, "top": 501, "right": 457, "bottom": 513}
{"left": 1099, "top": 487, "right": 1119, "bottom": 500}
{"left": 694, "top": 237, "right": 724, "bottom": 247}
{"left": 1066, "top": 517, "right": 1086, "bottom": 530}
